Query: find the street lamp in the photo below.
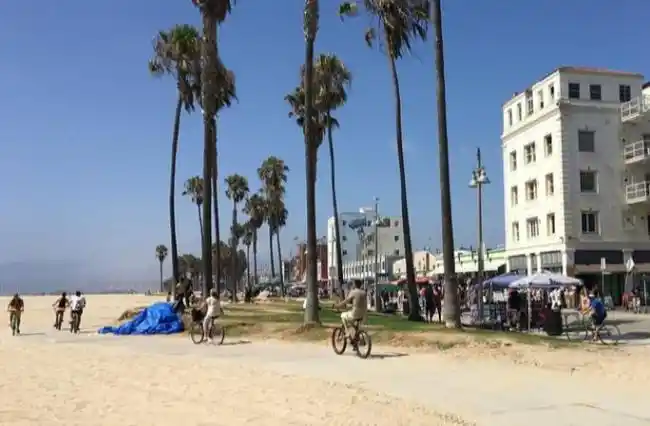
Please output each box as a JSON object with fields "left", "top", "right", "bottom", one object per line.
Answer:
{"left": 469, "top": 147, "right": 490, "bottom": 325}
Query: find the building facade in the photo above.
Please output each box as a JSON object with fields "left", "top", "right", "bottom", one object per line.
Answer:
{"left": 293, "top": 241, "right": 328, "bottom": 283}
{"left": 341, "top": 255, "right": 399, "bottom": 281}
{"left": 326, "top": 209, "right": 404, "bottom": 280}
{"left": 502, "top": 66, "right": 650, "bottom": 300}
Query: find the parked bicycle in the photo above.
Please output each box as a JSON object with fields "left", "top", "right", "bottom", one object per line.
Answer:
{"left": 330, "top": 306, "right": 372, "bottom": 359}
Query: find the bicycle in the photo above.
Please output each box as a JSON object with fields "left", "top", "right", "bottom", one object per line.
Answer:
{"left": 583, "top": 316, "right": 621, "bottom": 346}
{"left": 9, "top": 311, "right": 20, "bottom": 336}
{"left": 190, "top": 315, "right": 225, "bottom": 345}
{"left": 53, "top": 309, "right": 65, "bottom": 331}
{"left": 70, "top": 311, "right": 81, "bottom": 334}
{"left": 330, "top": 307, "right": 372, "bottom": 359}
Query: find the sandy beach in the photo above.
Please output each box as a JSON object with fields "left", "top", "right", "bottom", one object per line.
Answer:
{"left": 1, "top": 295, "right": 649, "bottom": 426}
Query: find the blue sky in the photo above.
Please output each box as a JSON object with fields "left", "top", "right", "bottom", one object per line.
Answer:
{"left": 1, "top": 0, "right": 648, "bottom": 289}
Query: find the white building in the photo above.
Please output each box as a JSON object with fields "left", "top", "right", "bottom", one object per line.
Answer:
{"left": 502, "top": 66, "right": 650, "bottom": 296}
{"left": 326, "top": 209, "right": 404, "bottom": 279}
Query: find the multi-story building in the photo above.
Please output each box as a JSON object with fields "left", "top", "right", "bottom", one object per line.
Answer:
{"left": 502, "top": 66, "right": 650, "bottom": 301}
{"left": 326, "top": 208, "right": 404, "bottom": 281}
{"left": 293, "top": 240, "right": 328, "bottom": 283}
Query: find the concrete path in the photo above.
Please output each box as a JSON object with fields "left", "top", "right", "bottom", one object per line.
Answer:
{"left": 11, "top": 328, "right": 650, "bottom": 426}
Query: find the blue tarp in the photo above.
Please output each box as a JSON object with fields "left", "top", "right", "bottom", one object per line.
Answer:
{"left": 98, "top": 302, "right": 184, "bottom": 335}
{"left": 482, "top": 272, "right": 520, "bottom": 289}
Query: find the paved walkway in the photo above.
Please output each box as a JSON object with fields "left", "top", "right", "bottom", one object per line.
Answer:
{"left": 10, "top": 328, "right": 650, "bottom": 426}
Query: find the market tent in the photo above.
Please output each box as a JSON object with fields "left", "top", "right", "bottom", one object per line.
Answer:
{"left": 509, "top": 272, "right": 581, "bottom": 289}
{"left": 482, "top": 272, "right": 520, "bottom": 289}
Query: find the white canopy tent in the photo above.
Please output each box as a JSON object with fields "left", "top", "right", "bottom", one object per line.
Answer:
{"left": 509, "top": 272, "right": 582, "bottom": 290}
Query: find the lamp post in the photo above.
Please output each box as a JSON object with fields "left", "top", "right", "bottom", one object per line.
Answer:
{"left": 469, "top": 147, "right": 490, "bottom": 325}
{"left": 373, "top": 197, "right": 382, "bottom": 311}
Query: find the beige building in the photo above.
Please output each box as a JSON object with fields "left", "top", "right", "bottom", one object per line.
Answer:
{"left": 392, "top": 250, "right": 436, "bottom": 278}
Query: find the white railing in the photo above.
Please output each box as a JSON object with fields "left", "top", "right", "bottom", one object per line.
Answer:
{"left": 623, "top": 139, "right": 650, "bottom": 162}
{"left": 621, "top": 95, "right": 650, "bottom": 121}
{"left": 625, "top": 181, "right": 650, "bottom": 203}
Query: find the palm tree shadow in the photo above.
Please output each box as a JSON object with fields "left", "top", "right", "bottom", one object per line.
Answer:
{"left": 369, "top": 352, "right": 408, "bottom": 360}
{"left": 221, "top": 340, "right": 251, "bottom": 346}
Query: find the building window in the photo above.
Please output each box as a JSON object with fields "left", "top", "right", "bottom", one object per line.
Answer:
{"left": 538, "top": 90, "right": 544, "bottom": 109}
{"left": 342, "top": 249, "right": 348, "bottom": 256}
{"left": 568, "top": 83, "right": 580, "bottom": 99}
{"left": 589, "top": 84, "right": 602, "bottom": 101}
{"left": 581, "top": 211, "right": 599, "bottom": 234}
{"left": 510, "top": 186, "right": 518, "bottom": 206}
{"left": 545, "top": 173, "right": 554, "bottom": 196}
{"left": 507, "top": 109, "right": 513, "bottom": 126}
{"left": 511, "top": 222, "right": 520, "bottom": 242}
{"left": 578, "top": 130, "right": 595, "bottom": 152}
{"left": 547, "top": 213, "right": 556, "bottom": 236}
{"left": 394, "top": 249, "right": 400, "bottom": 256}
{"left": 517, "top": 103, "right": 522, "bottom": 120}
{"left": 549, "top": 84, "right": 555, "bottom": 101}
{"left": 509, "top": 151, "right": 517, "bottom": 171}
{"left": 525, "top": 180, "right": 538, "bottom": 201}
{"left": 579, "top": 170, "right": 597, "bottom": 193}
{"left": 393, "top": 235, "right": 399, "bottom": 242}
{"left": 341, "top": 220, "right": 347, "bottom": 226}
{"left": 527, "top": 97, "right": 534, "bottom": 116}
{"left": 524, "top": 142, "right": 536, "bottom": 164}
{"left": 342, "top": 236, "right": 347, "bottom": 242}
{"left": 544, "top": 134, "right": 553, "bottom": 156}
{"left": 526, "top": 217, "right": 540, "bottom": 238}
{"left": 619, "top": 84, "right": 631, "bottom": 102}
{"left": 394, "top": 220, "right": 399, "bottom": 227}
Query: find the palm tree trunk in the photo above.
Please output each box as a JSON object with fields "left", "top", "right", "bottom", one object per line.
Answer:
{"left": 246, "top": 245, "right": 251, "bottom": 291}
{"left": 197, "top": 204, "right": 204, "bottom": 242}
{"left": 268, "top": 226, "right": 276, "bottom": 278}
{"left": 159, "top": 260, "right": 164, "bottom": 293}
{"left": 211, "top": 117, "right": 222, "bottom": 294}
{"left": 432, "top": 0, "right": 460, "bottom": 328}
{"left": 231, "top": 202, "right": 238, "bottom": 302}
{"left": 326, "top": 115, "right": 344, "bottom": 295}
{"left": 252, "top": 232, "right": 259, "bottom": 286}
{"left": 275, "top": 230, "right": 285, "bottom": 296}
{"left": 303, "top": 0, "right": 320, "bottom": 324}
{"left": 387, "top": 51, "right": 420, "bottom": 321}
{"left": 169, "top": 95, "right": 182, "bottom": 286}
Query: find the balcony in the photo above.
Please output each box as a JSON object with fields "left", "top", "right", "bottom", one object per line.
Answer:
{"left": 621, "top": 95, "right": 650, "bottom": 122}
{"left": 623, "top": 139, "right": 650, "bottom": 164}
{"left": 625, "top": 181, "right": 650, "bottom": 204}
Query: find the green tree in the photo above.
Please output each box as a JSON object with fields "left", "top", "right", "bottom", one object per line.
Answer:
{"left": 148, "top": 24, "right": 201, "bottom": 288}
{"left": 340, "top": 0, "right": 429, "bottom": 321}
{"left": 243, "top": 192, "right": 265, "bottom": 288}
{"left": 182, "top": 176, "right": 205, "bottom": 238}
{"left": 155, "top": 244, "right": 169, "bottom": 293}
{"left": 242, "top": 222, "right": 254, "bottom": 297}
{"left": 258, "top": 156, "right": 289, "bottom": 295}
{"left": 191, "top": 0, "right": 236, "bottom": 297}
{"left": 225, "top": 174, "right": 249, "bottom": 299}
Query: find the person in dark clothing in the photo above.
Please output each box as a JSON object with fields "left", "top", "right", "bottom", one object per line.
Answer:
{"left": 423, "top": 284, "right": 435, "bottom": 323}
{"left": 507, "top": 289, "right": 522, "bottom": 329}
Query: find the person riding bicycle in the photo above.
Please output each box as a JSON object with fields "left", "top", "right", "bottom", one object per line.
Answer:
{"left": 202, "top": 289, "right": 222, "bottom": 343}
{"left": 52, "top": 292, "right": 69, "bottom": 329}
{"left": 69, "top": 291, "right": 86, "bottom": 331}
{"left": 334, "top": 279, "right": 367, "bottom": 339}
{"left": 7, "top": 293, "right": 24, "bottom": 334}
{"left": 587, "top": 289, "right": 607, "bottom": 340}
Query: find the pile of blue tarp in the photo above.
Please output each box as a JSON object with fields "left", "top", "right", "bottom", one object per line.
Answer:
{"left": 98, "top": 302, "right": 184, "bottom": 335}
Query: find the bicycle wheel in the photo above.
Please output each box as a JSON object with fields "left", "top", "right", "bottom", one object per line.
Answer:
{"left": 354, "top": 330, "right": 372, "bottom": 359}
{"left": 190, "top": 322, "right": 205, "bottom": 344}
{"left": 598, "top": 324, "right": 621, "bottom": 346}
{"left": 331, "top": 327, "right": 347, "bottom": 355}
{"left": 10, "top": 314, "right": 17, "bottom": 336}
{"left": 210, "top": 323, "right": 225, "bottom": 345}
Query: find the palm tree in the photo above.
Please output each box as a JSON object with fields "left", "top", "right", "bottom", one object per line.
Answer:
{"left": 155, "top": 244, "right": 169, "bottom": 293}
{"left": 191, "top": 0, "right": 235, "bottom": 297}
{"left": 272, "top": 203, "right": 288, "bottom": 290}
{"left": 225, "top": 174, "right": 249, "bottom": 299}
{"left": 243, "top": 192, "right": 265, "bottom": 288}
{"left": 182, "top": 176, "right": 205, "bottom": 238}
{"left": 258, "top": 156, "right": 289, "bottom": 294}
{"left": 148, "top": 24, "right": 201, "bottom": 288}
{"left": 340, "top": 0, "right": 429, "bottom": 321}
{"left": 431, "top": 0, "right": 459, "bottom": 327}
{"left": 311, "top": 54, "right": 351, "bottom": 293}
{"left": 242, "top": 223, "right": 254, "bottom": 296}
{"left": 179, "top": 253, "right": 201, "bottom": 290}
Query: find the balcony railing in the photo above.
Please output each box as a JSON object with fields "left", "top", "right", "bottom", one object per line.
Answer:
{"left": 625, "top": 181, "right": 650, "bottom": 204}
{"left": 623, "top": 140, "right": 650, "bottom": 163}
{"left": 621, "top": 95, "right": 650, "bottom": 122}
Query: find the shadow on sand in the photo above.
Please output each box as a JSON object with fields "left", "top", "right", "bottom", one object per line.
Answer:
{"left": 16, "top": 332, "right": 46, "bottom": 337}
{"left": 621, "top": 331, "right": 650, "bottom": 341}
{"left": 221, "top": 340, "right": 252, "bottom": 346}
{"left": 369, "top": 352, "right": 409, "bottom": 360}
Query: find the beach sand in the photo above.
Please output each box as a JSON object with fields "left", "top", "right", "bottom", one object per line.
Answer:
{"left": 1, "top": 295, "right": 649, "bottom": 425}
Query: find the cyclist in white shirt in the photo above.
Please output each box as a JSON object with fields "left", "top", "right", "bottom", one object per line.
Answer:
{"left": 69, "top": 291, "right": 87, "bottom": 329}
{"left": 203, "top": 289, "right": 222, "bottom": 343}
